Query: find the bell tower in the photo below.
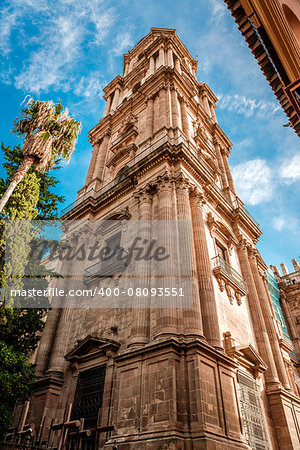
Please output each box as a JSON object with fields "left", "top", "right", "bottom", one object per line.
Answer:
{"left": 11, "top": 28, "right": 300, "bottom": 450}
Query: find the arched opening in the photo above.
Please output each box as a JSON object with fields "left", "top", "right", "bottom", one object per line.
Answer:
{"left": 282, "top": 3, "right": 300, "bottom": 43}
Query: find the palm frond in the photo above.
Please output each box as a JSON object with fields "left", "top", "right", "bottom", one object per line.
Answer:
{"left": 12, "top": 99, "right": 81, "bottom": 172}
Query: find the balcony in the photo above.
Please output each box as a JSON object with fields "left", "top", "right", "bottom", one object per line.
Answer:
{"left": 84, "top": 248, "right": 128, "bottom": 283}
{"left": 211, "top": 255, "right": 248, "bottom": 305}
{"left": 232, "top": 198, "right": 259, "bottom": 228}
{"left": 61, "top": 134, "right": 216, "bottom": 217}
{"left": 280, "top": 271, "right": 300, "bottom": 287}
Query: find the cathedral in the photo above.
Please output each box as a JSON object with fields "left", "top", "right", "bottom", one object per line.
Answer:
{"left": 8, "top": 28, "right": 300, "bottom": 449}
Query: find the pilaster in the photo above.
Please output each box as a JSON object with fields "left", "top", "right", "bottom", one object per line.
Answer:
{"left": 175, "top": 176, "right": 204, "bottom": 339}
{"left": 190, "top": 188, "right": 222, "bottom": 350}
{"left": 237, "top": 239, "right": 280, "bottom": 387}
{"left": 129, "top": 187, "right": 153, "bottom": 347}
{"left": 249, "top": 249, "right": 291, "bottom": 390}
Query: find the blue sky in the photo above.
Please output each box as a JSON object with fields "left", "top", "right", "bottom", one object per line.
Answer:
{"left": 0, "top": 0, "right": 299, "bottom": 271}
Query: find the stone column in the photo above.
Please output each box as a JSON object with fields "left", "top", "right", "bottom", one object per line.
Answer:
{"left": 222, "top": 149, "right": 236, "bottom": 194}
{"left": 157, "top": 46, "right": 165, "bottom": 68}
{"left": 103, "top": 94, "right": 112, "bottom": 117}
{"left": 46, "top": 231, "right": 89, "bottom": 375}
{"left": 171, "top": 88, "right": 180, "bottom": 131}
{"left": 35, "top": 308, "right": 61, "bottom": 376}
{"left": 215, "top": 142, "right": 228, "bottom": 190}
{"left": 180, "top": 98, "right": 191, "bottom": 141}
{"left": 110, "top": 87, "right": 120, "bottom": 111}
{"left": 209, "top": 103, "right": 217, "bottom": 123}
{"left": 129, "top": 188, "right": 152, "bottom": 347}
{"left": 167, "top": 47, "right": 174, "bottom": 67}
{"left": 124, "top": 62, "right": 129, "bottom": 77}
{"left": 145, "top": 96, "right": 154, "bottom": 140}
{"left": 85, "top": 144, "right": 99, "bottom": 185}
{"left": 149, "top": 56, "right": 155, "bottom": 75}
{"left": 159, "top": 87, "right": 167, "bottom": 129}
{"left": 190, "top": 190, "right": 222, "bottom": 349}
{"left": 175, "top": 58, "right": 181, "bottom": 74}
{"left": 176, "top": 178, "right": 204, "bottom": 338}
{"left": 249, "top": 250, "right": 291, "bottom": 390}
{"left": 202, "top": 94, "right": 211, "bottom": 116}
{"left": 165, "top": 86, "right": 171, "bottom": 129}
{"left": 94, "top": 134, "right": 110, "bottom": 181}
{"left": 278, "top": 291, "right": 300, "bottom": 359}
{"left": 35, "top": 257, "right": 65, "bottom": 376}
{"left": 237, "top": 239, "right": 280, "bottom": 386}
{"left": 154, "top": 175, "right": 178, "bottom": 339}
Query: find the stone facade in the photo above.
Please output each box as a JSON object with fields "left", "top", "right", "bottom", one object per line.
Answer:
{"left": 10, "top": 28, "right": 300, "bottom": 449}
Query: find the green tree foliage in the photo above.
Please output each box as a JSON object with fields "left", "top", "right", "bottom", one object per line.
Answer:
{"left": 0, "top": 144, "right": 65, "bottom": 438}
{"left": 0, "top": 143, "right": 64, "bottom": 220}
{"left": 0, "top": 99, "right": 80, "bottom": 212}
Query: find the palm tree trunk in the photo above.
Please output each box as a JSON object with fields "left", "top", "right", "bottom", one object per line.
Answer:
{"left": 0, "top": 156, "right": 36, "bottom": 213}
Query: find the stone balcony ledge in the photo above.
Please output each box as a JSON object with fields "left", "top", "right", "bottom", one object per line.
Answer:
{"left": 211, "top": 255, "right": 248, "bottom": 305}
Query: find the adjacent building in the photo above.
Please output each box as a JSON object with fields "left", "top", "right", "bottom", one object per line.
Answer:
{"left": 224, "top": 0, "right": 300, "bottom": 136}
{"left": 8, "top": 28, "right": 300, "bottom": 449}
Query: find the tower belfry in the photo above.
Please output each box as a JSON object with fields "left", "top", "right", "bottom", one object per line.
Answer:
{"left": 12, "top": 28, "right": 300, "bottom": 449}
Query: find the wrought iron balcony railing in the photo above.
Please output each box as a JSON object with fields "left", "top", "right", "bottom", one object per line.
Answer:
{"left": 84, "top": 248, "right": 128, "bottom": 280}
{"left": 61, "top": 133, "right": 215, "bottom": 216}
{"left": 232, "top": 198, "right": 259, "bottom": 228}
{"left": 211, "top": 255, "right": 248, "bottom": 295}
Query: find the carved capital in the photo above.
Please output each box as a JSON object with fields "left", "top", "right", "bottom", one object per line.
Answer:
{"left": 174, "top": 174, "right": 191, "bottom": 195}
{"left": 237, "top": 236, "right": 248, "bottom": 252}
{"left": 189, "top": 186, "right": 206, "bottom": 207}
{"left": 156, "top": 173, "right": 173, "bottom": 194}
{"left": 136, "top": 184, "right": 153, "bottom": 204}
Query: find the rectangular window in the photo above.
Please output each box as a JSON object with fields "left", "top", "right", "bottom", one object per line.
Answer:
{"left": 216, "top": 242, "right": 227, "bottom": 261}
{"left": 71, "top": 364, "right": 106, "bottom": 429}
{"left": 237, "top": 371, "right": 269, "bottom": 450}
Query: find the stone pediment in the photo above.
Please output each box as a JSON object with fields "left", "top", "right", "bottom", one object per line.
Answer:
{"left": 224, "top": 332, "right": 267, "bottom": 378}
{"left": 65, "top": 335, "right": 120, "bottom": 362}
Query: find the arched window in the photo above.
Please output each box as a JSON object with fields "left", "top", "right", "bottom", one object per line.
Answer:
{"left": 282, "top": 3, "right": 300, "bottom": 42}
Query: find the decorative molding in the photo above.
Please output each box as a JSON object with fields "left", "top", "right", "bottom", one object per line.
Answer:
{"left": 224, "top": 331, "right": 267, "bottom": 378}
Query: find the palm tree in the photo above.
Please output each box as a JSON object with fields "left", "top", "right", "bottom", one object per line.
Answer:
{"left": 0, "top": 99, "right": 81, "bottom": 213}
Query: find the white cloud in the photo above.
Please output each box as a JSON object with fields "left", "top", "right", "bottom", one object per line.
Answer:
{"left": 1, "top": 0, "right": 115, "bottom": 95}
{"left": 272, "top": 216, "right": 285, "bottom": 231}
{"left": 279, "top": 154, "right": 300, "bottom": 185}
{"left": 0, "top": 8, "right": 18, "bottom": 55}
{"left": 211, "top": 0, "right": 227, "bottom": 24}
{"left": 112, "top": 31, "right": 134, "bottom": 56}
{"left": 272, "top": 215, "right": 300, "bottom": 233}
{"left": 232, "top": 159, "right": 273, "bottom": 205}
{"left": 14, "top": 16, "right": 81, "bottom": 94}
{"left": 217, "top": 94, "right": 280, "bottom": 118}
{"left": 73, "top": 74, "right": 104, "bottom": 98}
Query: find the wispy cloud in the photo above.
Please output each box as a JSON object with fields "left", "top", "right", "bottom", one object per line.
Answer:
{"left": 272, "top": 215, "right": 300, "bottom": 234}
{"left": 217, "top": 94, "right": 281, "bottom": 118}
{"left": 272, "top": 216, "right": 286, "bottom": 231}
{"left": 1, "top": 0, "right": 115, "bottom": 95}
{"left": 232, "top": 159, "right": 273, "bottom": 205}
{"left": 0, "top": 7, "right": 18, "bottom": 55}
{"left": 279, "top": 153, "right": 300, "bottom": 185}
{"left": 15, "top": 16, "right": 81, "bottom": 94}
{"left": 112, "top": 31, "right": 134, "bottom": 56}
{"left": 210, "top": 0, "right": 227, "bottom": 24}
{"left": 73, "top": 74, "right": 104, "bottom": 98}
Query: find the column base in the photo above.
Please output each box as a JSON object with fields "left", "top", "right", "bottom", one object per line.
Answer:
{"left": 267, "top": 387, "right": 300, "bottom": 449}
{"left": 104, "top": 433, "right": 250, "bottom": 449}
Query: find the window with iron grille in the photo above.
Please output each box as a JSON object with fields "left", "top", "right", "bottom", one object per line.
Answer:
{"left": 237, "top": 371, "right": 269, "bottom": 450}
{"left": 71, "top": 364, "right": 106, "bottom": 429}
